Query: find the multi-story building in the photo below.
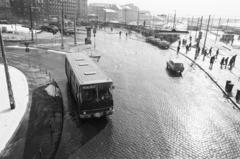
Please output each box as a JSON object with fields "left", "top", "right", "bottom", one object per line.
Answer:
{"left": 0, "top": 0, "right": 11, "bottom": 20}
{"left": 120, "top": 3, "right": 139, "bottom": 24}
{"left": 8, "top": 0, "right": 88, "bottom": 22}
{"left": 77, "top": 0, "right": 88, "bottom": 22}
{"left": 88, "top": 3, "right": 120, "bottom": 22}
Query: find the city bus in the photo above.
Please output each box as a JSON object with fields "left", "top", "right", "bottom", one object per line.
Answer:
{"left": 65, "top": 53, "right": 114, "bottom": 118}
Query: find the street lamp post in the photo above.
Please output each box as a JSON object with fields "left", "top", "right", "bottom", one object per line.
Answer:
{"left": 74, "top": 15, "right": 77, "bottom": 45}
{"left": 0, "top": 31, "right": 15, "bottom": 109}
{"left": 215, "top": 17, "right": 221, "bottom": 43}
{"left": 29, "top": 6, "right": 34, "bottom": 41}
{"left": 61, "top": 0, "right": 64, "bottom": 49}
{"left": 203, "top": 15, "right": 211, "bottom": 52}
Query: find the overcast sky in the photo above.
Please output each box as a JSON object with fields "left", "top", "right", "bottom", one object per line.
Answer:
{"left": 88, "top": 0, "right": 240, "bottom": 18}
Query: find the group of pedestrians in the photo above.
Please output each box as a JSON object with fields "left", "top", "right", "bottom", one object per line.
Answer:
{"left": 119, "top": 31, "right": 129, "bottom": 39}
{"left": 178, "top": 36, "right": 238, "bottom": 72}
{"left": 178, "top": 37, "right": 192, "bottom": 54}
{"left": 220, "top": 55, "right": 237, "bottom": 70}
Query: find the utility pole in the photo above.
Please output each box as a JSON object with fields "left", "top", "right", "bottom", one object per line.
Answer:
{"left": 137, "top": 9, "right": 139, "bottom": 26}
{"left": 225, "top": 18, "right": 229, "bottom": 31}
{"left": 74, "top": 15, "right": 77, "bottom": 45}
{"left": 124, "top": 8, "right": 127, "bottom": 25}
{"left": 173, "top": 10, "right": 176, "bottom": 29}
{"left": 195, "top": 17, "right": 200, "bottom": 40}
{"left": 199, "top": 16, "right": 203, "bottom": 31}
{"left": 0, "top": 31, "right": 15, "bottom": 109}
{"left": 209, "top": 16, "right": 214, "bottom": 32}
{"left": 61, "top": 0, "right": 64, "bottom": 49}
{"left": 203, "top": 15, "right": 211, "bottom": 52}
{"left": 166, "top": 14, "right": 169, "bottom": 25}
{"left": 215, "top": 17, "right": 221, "bottom": 43}
{"left": 152, "top": 15, "right": 154, "bottom": 29}
{"left": 29, "top": 5, "right": 34, "bottom": 41}
{"left": 190, "top": 16, "right": 194, "bottom": 27}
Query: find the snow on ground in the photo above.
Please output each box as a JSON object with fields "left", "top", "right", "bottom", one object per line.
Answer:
{"left": 0, "top": 24, "right": 34, "bottom": 34}
{"left": 0, "top": 64, "right": 29, "bottom": 153}
{"left": 44, "top": 84, "right": 60, "bottom": 97}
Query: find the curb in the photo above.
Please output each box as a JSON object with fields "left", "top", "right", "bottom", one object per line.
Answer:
{"left": 170, "top": 47, "right": 240, "bottom": 110}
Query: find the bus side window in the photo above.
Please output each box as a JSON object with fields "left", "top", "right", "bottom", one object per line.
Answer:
{"left": 79, "top": 86, "right": 83, "bottom": 104}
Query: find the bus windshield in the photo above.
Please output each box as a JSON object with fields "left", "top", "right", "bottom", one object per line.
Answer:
{"left": 82, "top": 88, "right": 97, "bottom": 102}
{"left": 99, "top": 87, "right": 112, "bottom": 100}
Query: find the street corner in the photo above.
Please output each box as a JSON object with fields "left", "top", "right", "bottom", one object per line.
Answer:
{"left": 1, "top": 80, "right": 64, "bottom": 159}
{"left": 0, "top": 64, "right": 29, "bottom": 156}
{"left": 21, "top": 81, "right": 64, "bottom": 159}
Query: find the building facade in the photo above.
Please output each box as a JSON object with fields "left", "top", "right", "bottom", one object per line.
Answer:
{"left": 0, "top": 0, "right": 11, "bottom": 20}
{"left": 8, "top": 0, "right": 87, "bottom": 22}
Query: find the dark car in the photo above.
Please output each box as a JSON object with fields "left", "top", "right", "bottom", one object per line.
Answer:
{"left": 40, "top": 25, "right": 58, "bottom": 34}
{"left": 166, "top": 59, "right": 184, "bottom": 74}
{"left": 156, "top": 40, "right": 170, "bottom": 49}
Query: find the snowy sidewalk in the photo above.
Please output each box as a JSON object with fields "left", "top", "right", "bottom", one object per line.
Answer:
{"left": 0, "top": 64, "right": 29, "bottom": 153}
{"left": 172, "top": 42, "right": 240, "bottom": 108}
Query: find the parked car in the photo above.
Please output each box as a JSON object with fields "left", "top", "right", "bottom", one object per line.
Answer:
{"left": 166, "top": 59, "right": 184, "bottom": 74}
{"left": 40, "top": 25, "right": 58, "bottom": 34}
{"left": 156, "top": 40, "right": 170, "bottom": 49}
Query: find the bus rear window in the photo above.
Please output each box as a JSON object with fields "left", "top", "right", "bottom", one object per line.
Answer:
{"left": 82, "top": 89, "right": 97, "bottom": 102}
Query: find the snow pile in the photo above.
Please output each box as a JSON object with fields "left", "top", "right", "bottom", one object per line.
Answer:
{"left": 44, "top": 84, "right": 60, "bottom": 97}
{"left": 0, "top": 24, "right": 34, "bottom": 34}
{"left": 0, "top": 65, "right": 29, "bottom": 153}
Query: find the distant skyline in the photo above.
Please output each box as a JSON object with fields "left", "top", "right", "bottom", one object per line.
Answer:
{"left": 88, "top": 0, "right": 240, "bottom": 18}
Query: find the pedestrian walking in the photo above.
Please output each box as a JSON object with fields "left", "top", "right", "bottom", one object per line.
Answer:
{"left": 229, "top": 55, "right": 237, "bottom": 70}
{"left": 225, "top": 57, "right": 229, "bottom": 69}
{"left": 119, "top": 31, "right": 122, "bottom": 38}
{"left": 201, "top": 48, "right": 205, "bottom": 54}
{"left": 197, "top": 46, "right": 201, "bottom": 54}
{"left": 185, "top": 45, "right": 189, "bottom": 54}
{"left": 208, "top": 47, "right": 212, "bottom": 56}
{"left": 177, "top": 45, "right": 180, "bottom": 54}
{"left": 209, "top": 56, "right": 215, "bottom": 69}
{"left": 232, "top": 55, "right": 237, "bottom": 67}
{"left": 231, "top": 38, "right": 234, "bottom": 46}
{"left": 215, "top": 49, "right": 219, "bottom": 59}
{"left": 220, "top": 57, "right": 225, "bottom": 69}
{"left": 203, "top": 49, "right": 207, "bottom": 61}
{"left": 178, "top": 40, "right": 181, "bottom": 47}
{"left": 125, "top": 32, "right": 128, "bottom": 39}
{"left": 189, "top": 42, "right": 192, "bottom": 50}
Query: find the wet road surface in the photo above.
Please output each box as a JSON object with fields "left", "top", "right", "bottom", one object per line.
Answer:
{"left": 60, "top": 31, "right": 240, "bottom": 158}
{"left": 4, "top": 30, "right": 240, "bottom": 158}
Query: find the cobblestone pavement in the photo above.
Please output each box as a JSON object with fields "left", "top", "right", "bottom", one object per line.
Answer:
{"left": 56, "top": 30, "right": 240, "bottom": 159}
{"left": 3, "top": 30, "right": 240, "bottom": 158}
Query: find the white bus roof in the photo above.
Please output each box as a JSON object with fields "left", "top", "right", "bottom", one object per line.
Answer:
{"left": 66, "top": 53, "right": 112, "bottom": 85}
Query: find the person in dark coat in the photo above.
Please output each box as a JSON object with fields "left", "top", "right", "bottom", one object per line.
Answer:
{"left": 215, "top": 49, "right": 219, "bottom": 59}
{"left": 220, "top": 57, "right": 225, "bottom": 69}
{"left": 177, "top": 45, "right": 180, "bottom": 54}
{"left": 225, "top": 57, "right": 229, "bottom": 69}
{"left": 209, "top": 56, "right": 215, "bottom": 69}
{"left": 229, "top": 55, "right": 237, "bottom": 70}
{"left": 178, "top": 40, "right": 181, "bottom": 47}
{"left": 209, "top": 47, "right": 212, "bottom": 56}
{"left": 189, "top": 42, "right": 192, "bottom": 50}
{"left": 186, "top": 44, "right": 189, "bottom": 54}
